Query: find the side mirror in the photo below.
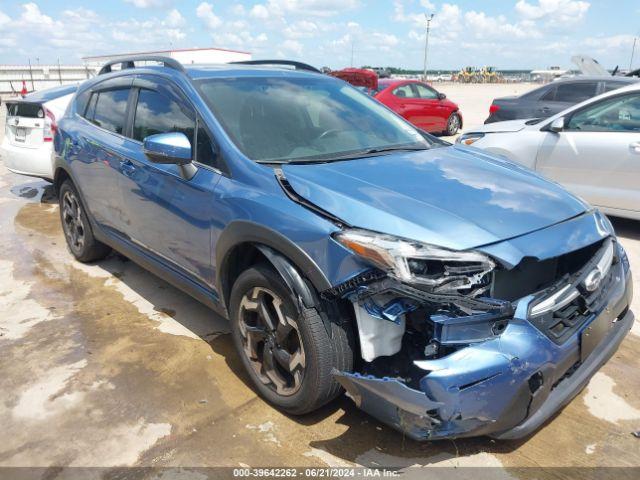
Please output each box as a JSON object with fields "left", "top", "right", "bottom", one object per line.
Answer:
{"left": 143, "top": 132, "right": 192, "bottom": 165}
{"left": 549, "top": 117, "right": 565, "bottom": 133}
{"left": 437, "top": 92, "right": 446, "bottom": 100}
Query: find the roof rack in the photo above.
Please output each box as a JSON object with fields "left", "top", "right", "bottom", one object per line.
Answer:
{"left": 230, "top": 60, "right": 320, "bottom": 73}
{"left": 98, "top": 55, "right": 185, "bottom": 76}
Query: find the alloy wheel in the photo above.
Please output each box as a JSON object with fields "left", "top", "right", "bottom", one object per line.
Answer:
{"left": 238, "top": 287, "right": 306, "bottom": 396}
{"left": 61, "top": 190, "right": 85, "bottom": 252}
{"left": 448, "top": 114, "right": 460, "bottom": 134}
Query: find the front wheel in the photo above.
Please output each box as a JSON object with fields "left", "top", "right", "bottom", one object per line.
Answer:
{"left": 445, "top": 113, "right": 461, "bottom": 136}
{"left": 229, "top": 265, "right": 353, "bottom": 414}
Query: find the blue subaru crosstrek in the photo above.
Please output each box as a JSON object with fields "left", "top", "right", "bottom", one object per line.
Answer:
{"left": 53, "top": 57, "right": 634, "bottom": 440}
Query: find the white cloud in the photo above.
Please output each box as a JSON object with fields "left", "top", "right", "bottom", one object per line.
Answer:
{"left": 515, "top": 0, "right": 590, "bottom": 25}
{"left": 583, "top": 34, "right": 635, "bottom": 53}
{"left": 165, "top": 9, "right": 186, "bottom": 28}
{"left": 254, "top": 0, "right": 360, "bottom": 18}
{"left": 123, "top": 0, "right": 169, "bottom": 8}
{"left": 250, "top": 5, "right": 270, "bottom": 19}
{"left": 281, "top": 39, "right": 304, "bottom": 55}
{"left": 230, "top": 4, "right": 246, "bottom": 16}
{"left": 283, "top": 20, "right": 320, "bottom": 39}
{"left": 0, "top": 9, "right": 10, "bottom": 27}
{"left": 196, "top": 2, "right": 222, "bottom": 29}
{"left": 20, "top": 2, "right": 54, "bottom": 26}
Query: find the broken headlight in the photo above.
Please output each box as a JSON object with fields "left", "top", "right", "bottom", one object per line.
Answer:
{"left": 333, "top": 229, "right": 495, "bottom": 295}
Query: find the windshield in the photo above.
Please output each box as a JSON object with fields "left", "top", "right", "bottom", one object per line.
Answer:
{"left": 196, "top": 76, "right": 431, "bottom": 163}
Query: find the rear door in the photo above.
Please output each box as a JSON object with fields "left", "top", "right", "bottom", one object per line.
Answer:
{"left": 535, "top": 91, "right": 640, "bottom": 214}
{"left": 71, "top": 76, "right": 134, "bottom": 234}
{"left": 537, "top": 81, "right": 598, "bottom": 118}
{"left": 70, "top": 76, "right": 133, "bottom": 234}
{"left": 117, "top": 75, "right": 221, "bottom": 288}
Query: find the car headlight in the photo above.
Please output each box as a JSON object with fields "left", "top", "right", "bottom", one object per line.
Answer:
{"left": 333, "top": 229, "right": 495, "bottom": 295}
{"left": 456, "top": 132, "right": 485, "bottom": 145}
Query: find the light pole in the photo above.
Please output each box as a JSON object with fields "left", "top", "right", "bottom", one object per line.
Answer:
{"left": 422, "top": 13, "right": 434, "bottom": 81}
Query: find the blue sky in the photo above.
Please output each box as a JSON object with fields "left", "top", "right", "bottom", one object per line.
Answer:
{"left": 0, "top": 1, "right": 638, "bottom": 69}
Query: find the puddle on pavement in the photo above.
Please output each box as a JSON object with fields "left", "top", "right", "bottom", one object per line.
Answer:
{"left": 9, "top": 181, "right": 56, "bottom": 203}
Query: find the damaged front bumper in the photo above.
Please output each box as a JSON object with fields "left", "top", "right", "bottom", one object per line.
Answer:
{"left": 334, "top": 254, "right": 634, "bottom": 441}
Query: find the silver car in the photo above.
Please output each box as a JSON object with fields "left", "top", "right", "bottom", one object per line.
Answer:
{"left": 459, "top": 82, "right": 640, "bottom": 221}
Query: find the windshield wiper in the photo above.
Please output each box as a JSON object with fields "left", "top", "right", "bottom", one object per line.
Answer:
{"left": 271, "top": 145, "right": 430, "bottom": 165}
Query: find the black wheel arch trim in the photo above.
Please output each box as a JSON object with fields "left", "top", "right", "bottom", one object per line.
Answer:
{"left": 255, "top": 244, "right": 317, "bottom": 309}
{"left": 216, "top": 221, "right": 332, "bottom": 311}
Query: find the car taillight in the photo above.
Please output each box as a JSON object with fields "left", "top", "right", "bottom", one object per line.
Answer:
{"left": 489, "top": 104, "right": 500, "bottom": 114}
{"left": 44, "top": 108, "right": 56, "bottom": 142}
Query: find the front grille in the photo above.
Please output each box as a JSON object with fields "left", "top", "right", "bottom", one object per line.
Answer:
{"left": 528, "top": 241, "right": 618, "bottom": 345}
{"left": 542, "top": 267, "right": 615, "bottom": 343}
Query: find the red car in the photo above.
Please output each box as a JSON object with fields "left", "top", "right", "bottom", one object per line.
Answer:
{"left": 374, "top": 79, "right": 462, "bottom": 135}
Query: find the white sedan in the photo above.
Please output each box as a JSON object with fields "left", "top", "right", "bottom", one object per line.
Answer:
{"left": 457, "top": 82, "right": 640, "bottom": 221}
{"left": 1, "top": 84, "right": 76, "bottom": 181}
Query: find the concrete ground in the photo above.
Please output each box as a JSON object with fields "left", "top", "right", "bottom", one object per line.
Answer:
{"left": 0, "top": 84, "right": 639, "bottom": 477}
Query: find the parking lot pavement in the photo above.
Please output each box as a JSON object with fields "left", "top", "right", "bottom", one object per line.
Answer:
{"left": 0, "top": 88, "right": 639, "bottom": 474}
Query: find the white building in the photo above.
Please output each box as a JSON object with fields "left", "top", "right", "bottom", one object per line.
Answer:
{"left": 0, "top": 64, "right": 96, "bottom": 95}
{"left": 82, "top": 47, "right": 252, "bottom": 68}
{"left": 0, "top": 47, "right": 252, "bottom": 96}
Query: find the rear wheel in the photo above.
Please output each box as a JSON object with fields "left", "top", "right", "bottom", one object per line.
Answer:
{"left": 229, "top": 264, "right": 353, "bottom": 414}
{"left": 59, "top": 180, "right": 111, "bottom": 262}
{"left": 445, "top": 113, "right": 461, "bottom": 136}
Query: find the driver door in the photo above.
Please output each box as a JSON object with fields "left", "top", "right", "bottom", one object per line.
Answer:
{"left": 535, "top": 92, "right": 640, "bottom": 214}
{"left": 117, "top": 75, "right": 222, "bottom": 288}
{"left": 412, "top": 83, "right": 448, "bottom": 131}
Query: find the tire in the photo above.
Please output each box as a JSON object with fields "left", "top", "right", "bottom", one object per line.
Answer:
{"left": 229, "top": 264, "right": 353, "bottom": 415}
{"left": 58, "top": 180, "right": 111, "bottom": 262}
{"left": 445, "top": 113, "right": 461, "bottom": 136}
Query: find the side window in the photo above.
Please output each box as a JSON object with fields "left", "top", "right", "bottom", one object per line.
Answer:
{"left": 603, "top": 81, "right": 625, "bottom": 93}
{"left": 554, "top": 82, "right": 597, "bottom": 103}
{"left": 92, "top": 89, "right": 130, "bottom": 135}
{"left": 196, "top": 121, "right": 217, "bottom": 168}
{"left": 392, "top": 84, "right": 417, "bottom": 99}
{"left": 84, "top": 93, "right": 98, "bottom": 120}
{"left": 566, "top": 94, "right": 640, "bottom": 132}
{"left": 539, "top": 87, "right": 556, "bottom": 101}
{"left": 133, "top": 89, "right": 195, "bottom": 147}
{"left": 413, "top": 83, "right": 438, "bottom": 99}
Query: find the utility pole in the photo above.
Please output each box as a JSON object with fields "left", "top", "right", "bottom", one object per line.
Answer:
{"left": 422, "top": 13, "right": 435, "bottom": 82}
{"left": 630, "top": 37, "right": 637, "bottom": 72}
{"left": 27, "top": 58, "right": 35, "bottom": 91}
{"left": 57, "top": 57, "right": 63, "bottom": 85}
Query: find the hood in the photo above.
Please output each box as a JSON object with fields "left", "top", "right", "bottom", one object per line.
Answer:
{"left": 282, "top": 146, "right": 589, "bottom": 251}
{"left": 471, "top": 119, "right": 531, "bottom": 134}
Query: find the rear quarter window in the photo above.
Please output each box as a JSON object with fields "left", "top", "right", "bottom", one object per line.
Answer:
{"left": 603, "top": 81, "right": 630, "bottom": 93}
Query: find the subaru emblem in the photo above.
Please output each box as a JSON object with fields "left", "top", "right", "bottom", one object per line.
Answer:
{"left": 584, "top": 269, "right": 603, "bottom": 292}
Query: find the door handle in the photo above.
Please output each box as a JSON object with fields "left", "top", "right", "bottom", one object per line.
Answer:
{"left": 540, "top": 106, "right": 551, "bottom": 112}
{"left": 629, "top": 142, "right": 640, "bottom": 154}
{"left": 120, "top": 159, "right": 136, "bottom": 176}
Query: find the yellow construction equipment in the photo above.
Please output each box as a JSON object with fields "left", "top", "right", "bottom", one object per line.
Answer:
{"left": 479, "top": 66, "right": 503, "bottom": 83}
{"left": 455, "top": 66, "right": 478, "bottom": 83}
